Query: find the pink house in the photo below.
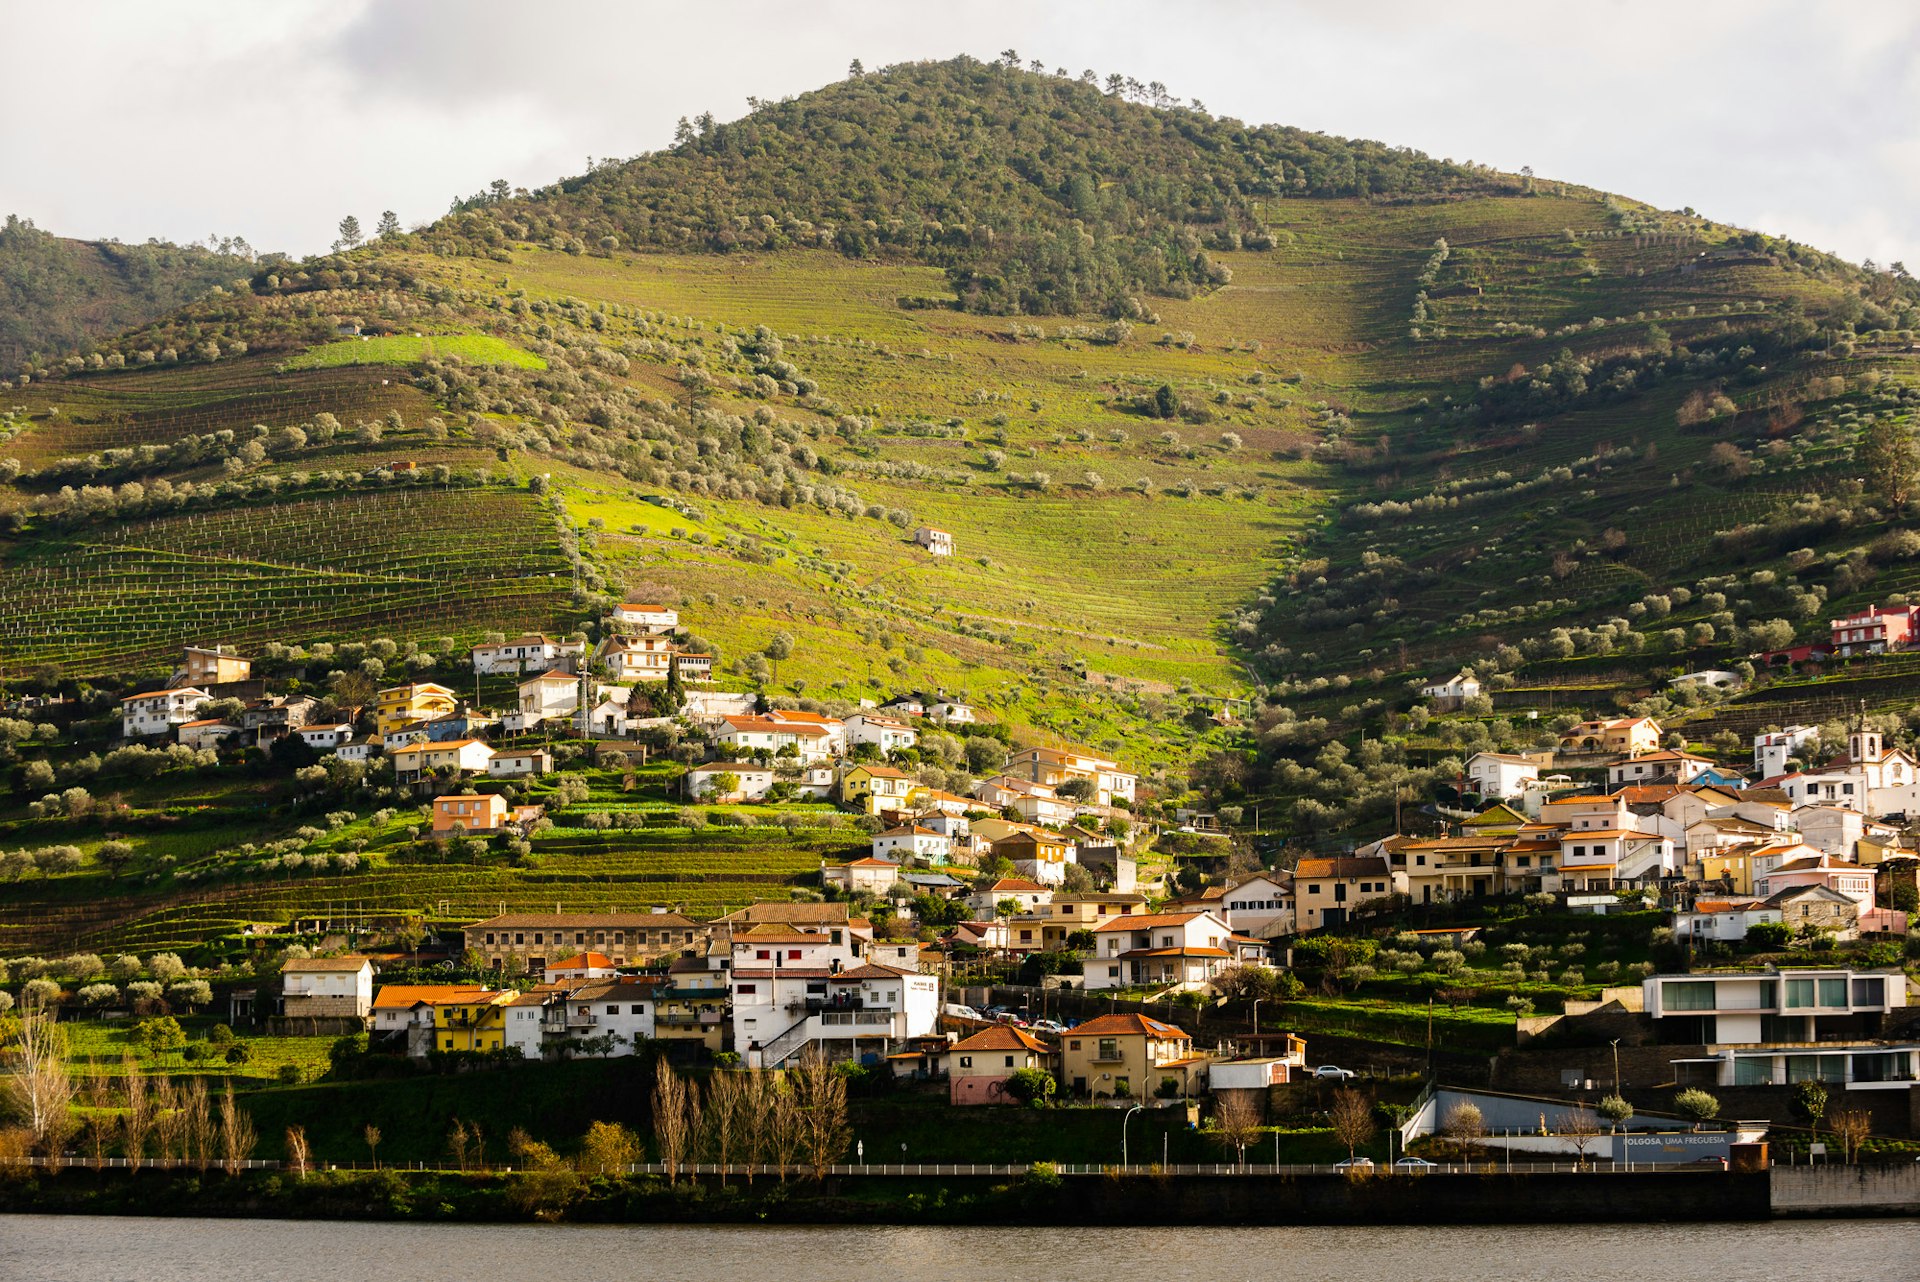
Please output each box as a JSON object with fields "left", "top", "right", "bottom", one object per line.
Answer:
{"left": 944, "top": 1024, "right": 1054, "bottom": 1104}
{"left": 1831, "top": 606, "right": 1917, "bottom": 657}
{"left": 1753, "top": 853, "right": 1876, "bottom": 909}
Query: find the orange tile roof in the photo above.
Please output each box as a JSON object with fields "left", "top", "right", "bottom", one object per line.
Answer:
{"left": 1069, "top": 1013, "right": 1190, "bottom": 1039}
{"left": 546, "top": 952, "right": 614, "bottom": 970}
{"left": 1092, "top": 911, "right": 1206, "bottom": 932}
{"left": 952, "top": 1025, "right": 1051, "bottom": 1053}
{"left": 372, "top": 984, "right": 495, "bottom": 1009}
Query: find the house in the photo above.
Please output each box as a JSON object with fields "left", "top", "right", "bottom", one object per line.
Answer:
{"left": 612, "top": 601, "right": 678, "bottom": 632}
{"left": 1559, "top": 716, "right": 1662, "bottom": 756}
{"left": 280, "top": 956, "right": 374, "bottom": 1020}
{"left": 1794, "top": 804, "right": 1865, "bottom": 859}
{"left": 1292, "top": 855, "right": 1394, "bottom": 930}
{"left": 684, "top": 762, "right": 776, "bottom": 801}
{"left": 1754, "top": 726, "right": 1819, "bottom": 779}
{"left": 375, "top": 682, "right": 458, "bottom": 742}
{"left": 1640, "top": 967, "right": 1915, "bottom": 1089}
{"left": 972, "top": 775, "right": 1078, "bottom": 825}
{"left": 683, "top": 690, "right": 755, "bottom": 722}
{"left": 371, "top": 984, "right": 500, "bottom": 1054}
{"left": 1084, "top": 910, "right": 1236, "bottom": 991}
{"left": 1059, "top": 1012, "right": 1206, "bottom": 1100}
{"left": 945, "top": 1025, "right": 1053, "bottom": 1104}
{"left": 1607, "top": 750, "right": 1716, "bottom": 789}
{"left": 993, "top": 829, "right": 1073, "bottom": 887}
{"left": 967, "top": 877, "right": 1051, "bottom": 921}
{"left": 420, "top": 710, "right": 497, "bottom": 743}
{"left": 1466, "top": 752, "right": 1541, "bottom": 800}
{"left": 487, "top": 748, "right": 554, "bottom": 779}
{"left": 431, "top": 792, "right": 510, "bottom": 834}
{"left": 913, "top": 526, "right": 953, "bottom": 556}
{"left": 1551, "top": 827, "right": 1676, "bottom": 892}
{"left": 1830, "top": 604, "right": 1917, "bottom": 657}
{"left": 1420, "top": 668, "right": 1483, "bottom": 709}
{"left": 928, "top": 701, "right": 975, "bottom": 725}
{"left": 729, "top": 928, "right": 938, "bottom": 1067}
{"left": 1400, "top": 834, "right": 1507, "bottom": 904}
{"left": 841, "top": 763, "right": 919, "bottom": 815}
{"left": 519, "top": 669, "right": 584, "bottom": 720}
{"left": 122, "top": 687, "right": 209, "bottom": 738}
{"left": 426, "top": 988, "right": 517, "bottom": 1055}
{"left": 500, "top": 990, "right": 557, "bottom": 1059}
{"left": 177, "top": 718, "right": 242, "bottom": 751}
{"left": 335, "top": 736, "right": 377, "bottom": 763}
{"left": 845, "top": 711, "right": 917, "bottom": 753}
{"left": 596, "top": 633, "right": 681, "bottom": 683}
{"left": 763, "top": 709, "right": 849, "bottom": 754}
{"left": 547, "top": 977, "right": 660, "bottom": 1056}
{"left": 1764, "top": 884, "right": 1867, "bottom": 940}
{"left": 872, "top": 824, "right": 950, "bottom": 862}
{"left": 180, "top": 644, "right": 252, "bottom": 686}
{"left": 720, "top": 715, "right": 835, "bottom": 763}
{"left": 390, "top": 738, "right": 494, "bottom": 784}
{"left": 822, "top": 856, "right": 902, "bottom": 895}
{"left": 1753, "top": 852, "right": 1876, "bottom": 910}
{"left": 1672, "top": 669, "right": 1744, "bottom": 693}
{"left": 654, "top": 955, "right": 729, "bottom": 1054}
{"left": 1673, "top": 897, "right": 1782, "bottom": 943}
{"left": 297, "top": 723, "right": 354, "bottom": 751}
{"left": 1004, "top": 745, "right": 1138, "bottom": 808}
{"left": 239, "top": 694, "right": 320, "bottom": 744}
{"left": 543, "top": 952, "right": 617, "bottom": 984}
{"left": 465, "top": 911, "right": 703, "bottom": 971}
{"left": 470, "top": 633, "right": 585, "bottom": 676}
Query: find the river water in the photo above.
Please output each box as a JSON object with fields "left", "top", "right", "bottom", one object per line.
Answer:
{"left": 2, "top": 1215, "right": 1916, "bottom": 1281}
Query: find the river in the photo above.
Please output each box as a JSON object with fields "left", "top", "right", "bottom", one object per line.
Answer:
{"left": 3, "top": 1216, "right": 1917, "bottom": 1282}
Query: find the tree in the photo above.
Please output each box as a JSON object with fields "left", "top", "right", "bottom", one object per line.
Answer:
{"left": 578, "top": 1120, "right": 641, "bottom": 1174}
{"left": 1560, "top": 1106, "right": 1604, "bottom": 1169}
{"left": 336, "top": 215, "right": 363, "bottom": 250}
{"left": 651, "top": 1060, "right": 699, "bottom": 1183}
{"left": 364, "top": 1123, "right": 382, "bottom": 1169}
{"left": 1153, "top": 383, "right": 1178, "bottom": 419}
{"left": 121, "top": 1060, "right": 150, "bottom": 1171}
{"left": 1791, "top": 1079, "right": 1829, "bottom": 1134}
{"left": 1597, "top": 1094, "right": 1634, "bottom": 1131}
{"left": 218, "top": 1082, "right": 256, "bottom": 1174}
{"left": 1213, "top": 1091, "right": 1262, "bottom": 1168}
{"left": 285, "top": 1125, "right": 312, "bottom": 1177}
{"left": 1829, "top": 1108, "right": 1873, "bottom": 1164}
{"left": 1860, "top": 416, "right": 1918, "bottom": 508}
{"left": 1673, "top": 1088, "right": 1720, "bottom": 1129}
{"left": 375, "top": 210, "right": 401, "bottom": 238}
{"left": 1330, "top": 1088, "right": 1376, "bottom": 1162}
{"left": 848, "top": 58, "right": 864, "bottom": 76}
{"left": 96, "top": 840, "right": 135, "bottom": 878}
{"left": 703, "top": 1072, "right": 745, "bottom": 1183}
{"left": 135, "top": 1015, "right": 187, "bottom": 1060}
{"left": 5, "top": 1004, "right": 73, "bottom": 1154}
{"left": 1005, "top": 1067, "right": 1056, "bottom": 1105}
{"left": 790, "top": 1048, "right": 850, "bottom": 1178}
{"left": 1441, "top": 1101, "right": 1485, "bottom": 1159}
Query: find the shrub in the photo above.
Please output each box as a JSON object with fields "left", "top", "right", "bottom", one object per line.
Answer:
{"left": 1674, "top": 1088, "right": 1720, "bottom": 1126}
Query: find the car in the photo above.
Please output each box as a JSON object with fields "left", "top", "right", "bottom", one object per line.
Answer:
{"left": 1332, "top": 1157, "right": 1375, "bottom": 1170}
{"left": 943, "top": 1003, "right": 982, "bottom": 1021}
{"left": 992, "top": 1011, "right": 1029, "bottom": 1026}
{"left": 1029, "top": 1018, "right": 1067, "bottom": 1035}
{"left": 1313, "top": 1065, "right": 1357, "bottom": 1081}
{"left": 1392, "top": 1157, "right": 1438, "bottom": 1171}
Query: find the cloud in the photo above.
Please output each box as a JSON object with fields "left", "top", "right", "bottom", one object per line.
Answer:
{"left": 0, "top": 0, "right": 1913, "bottom": 267}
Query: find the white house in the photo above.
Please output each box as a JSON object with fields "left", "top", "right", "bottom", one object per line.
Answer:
{"left": 1419, "top": 669, "right": 1483, "bottom": 708}
{"left": 471, "top": 634, "right": 585, "bottom": 676}
{"left": 1466, "top": 752, "right": 1541, "bottom": 800}
{"left": 281, "top": 956, "right": 375, "bottom": 1019}
{"left": 335, "top": 737, "right": 377, "bottom": 763}
{"left": 719, "top": 715, "right": 836, "bottom": 763}
{"left": 871, "top": 824, "right": 951, "bottom": 862}
{"left": 548, "top": 977, "right": 659, "bottom": 1056}
{"left": 1754, "top": 726, "right": 1819, "bottom": 780}
{"left": 611, "top": 602, "right": 678, "bottom": 632}
{"left": 684, "top": 762, "right": 776, "bottom": 801}
{"left": 765, "top": 710, "right": 847, "bottom": 755}
{"left": 913, "top": 526, "right": 953, "bottom": 556}
{"left": 822, "top": 856, "right": 902, "bottom": 895}
{"left": 729, "top": 928, "right": 937, "bottom": 1067}
{"left": 1608, "top": 750, "right": 1715, "bottom": 789}
{"left": 487, "top": 748, "right": 554, "bottom": 779}
{"left": 123, "top": 687, "right": 209, "bottom": 738}
{"left": 519, "top": 669, "right": 583, "bottom": 719}
{"left": 966, "top": 876, "right": 1052, "bottom": 920}
{"left": 845, "top": 711, "right": 917, "bottom": 753}
{"left": 1084, "top": 910, "right": 1237, "bottom": 992}
{"left": 1003, "top": 746, "right": 1138, "bottom": 808}
{"left": 1673, "top": 897, "right": 1782, "bottom": 943}
{"left": 880, "top": 698, "right": 925, "bottom": 719}
{"left": 297, "top": 723, "right": 354, "bottom": 751}
{"left": 973, "top": 775, "right": 1078, "bottom": 825}
{"left": 1217, "top": 872, "right": 1296, "bottom": 940}
{"left": 928, "top": 701, "right": 975, "bottom": 725}
{"left": 177, "top": 719, "right": 242, "bottom": 752}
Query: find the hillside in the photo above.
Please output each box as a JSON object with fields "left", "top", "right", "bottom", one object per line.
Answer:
{"left": 0, "top": 55, "right": 1915, "bottom": 951}
{"left": 0, "top": 215, "right": 260, "bottom": 370}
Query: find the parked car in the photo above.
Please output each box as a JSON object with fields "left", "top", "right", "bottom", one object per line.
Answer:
{"left": 944, "top": 1003, "right": 982, "bottom": 1021}
{"left": 1332, "top": 1157, "right": 1375, "bottom": 1170}
{"left": 1029, "top": 1018, "right": 1067, "bottom": 1035}
{"left": 1313, "top": 1065, "right": 1356, "bottom": 1081}
{"left": 1392, "top": 1157, "right": 1437, "bottom": 1171}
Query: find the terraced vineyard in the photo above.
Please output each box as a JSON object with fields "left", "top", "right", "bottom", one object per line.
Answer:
{"left": 0, "top": 487, "right": 575, "bottom": 673}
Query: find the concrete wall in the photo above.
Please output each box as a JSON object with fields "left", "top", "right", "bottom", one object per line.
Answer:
{"left": 1772, "top": 1164, "right": 1920, "bottom": 1216}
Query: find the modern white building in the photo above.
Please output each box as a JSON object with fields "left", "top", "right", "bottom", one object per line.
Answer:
{"left": 280, "top": 956, "right": 375, "bottom": 1019}
{"left": 612, "top": 602, "right": 679, "bottom": 632}
{"left": 1641, "top": 967, "right": 1917, "bottom": 1089}
{"left": 471, "top": 634, "right": 585, "bottom": 676}
{"left": 871, "top": 824, "right": 951, "bottom": 862}
{"left": 1465, "top": 751, "right": 1541, "bottom": 800}
{"left": 729, "top": 929, "right": 937, "bottom": 1068}
{"left": 845, "top": 711, "right": 918, "bottom": 753}
{"left": 122, "top": 687, "right": 209, "bottom": 738}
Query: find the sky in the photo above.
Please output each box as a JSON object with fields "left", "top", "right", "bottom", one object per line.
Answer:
{"left": 3, "top": 0, "right": 1917, "bottom": 268}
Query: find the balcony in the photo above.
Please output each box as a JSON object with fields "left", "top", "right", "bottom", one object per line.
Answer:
{"left": 820, "top": 1010, "right": 893, "bottom": 1027}
{"left": 791, "top": 996, "right": 865, "bottom": 1015}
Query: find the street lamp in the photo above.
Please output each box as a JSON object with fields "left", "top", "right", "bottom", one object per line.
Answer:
{"left": 1122, "top": 1103, "right": 1144, "bottom": 1167}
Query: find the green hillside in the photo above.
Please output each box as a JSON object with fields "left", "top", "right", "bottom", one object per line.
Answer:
{"left": 0, "top": 215, "right": 260, "bottom": 370}
{"left": 0, "top": 52, "right": 1912, "bottom": 929}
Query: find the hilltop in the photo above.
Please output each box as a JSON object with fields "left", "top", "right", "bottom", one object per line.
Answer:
{"left": 0, "top": 215, "right": 261, "bottom": 369}
{"left": 0, "top": 51, "right": 1916, "bottom": 887}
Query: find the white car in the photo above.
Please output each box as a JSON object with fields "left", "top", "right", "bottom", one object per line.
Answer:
{"left": 1333, "top": 1157, "right": 1375, "bottom": 1170}
{"left": 1313, "top": 1065, "right": 1356, "bottom": 1081}
{"left": 1393, "top": 1157, "right": 1438, "bottom": 1171}
{"left": 944, "top": 1003, "right": 982, "bottom": 1021}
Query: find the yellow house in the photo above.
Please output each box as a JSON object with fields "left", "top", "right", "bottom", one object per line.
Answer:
{"left": 1697, "top": 848, "right": 1757, "bottom": 895}
{"left": 376, "top": 682, "right": 458, "bottom": 741}
{"left": 1559, "top": 716, "right": 1662, "bottom": 756}
{"left": 430, "top": 991, "right": 511, "bottom": 1053}
{"left": 841, "top": 763, "right": 919, "bottom": 816}
{"left": 1058, "top": 1012, "right": 1208, "bottom": 1100}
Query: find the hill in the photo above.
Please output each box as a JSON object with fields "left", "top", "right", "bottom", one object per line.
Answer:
{"left": 0, "top": 55, "right": 1916, "bottom": 952}
{"left": 0, "top": 215, "right": 261, "bottom": 370}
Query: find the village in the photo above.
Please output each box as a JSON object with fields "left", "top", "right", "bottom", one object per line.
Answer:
{"left": 35, "top": 592, "right": 1920, "bottom": 1182}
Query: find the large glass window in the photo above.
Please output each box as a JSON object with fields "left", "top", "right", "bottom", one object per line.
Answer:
{"left": 1734, "top": 1056, "right": 1775, "bottom": 1086}
{"left": 1786, "top": 1054, "right": 1846, "bottom": 1084}
{"left": 1852, "top": 977, "right": 1886, "bottom": 1007}
{"left": 1818, "top": 978, "right": 1848, "bottom": 1007}
{"left": 1783, "top": 978, "right": 1816, "bottom": 1008}
{"left": 1851, "top": 1052, "right": 1910, "bottom": 1083}
{"left": 1665, "top": 981, "right": 1717, "bottom": 1011}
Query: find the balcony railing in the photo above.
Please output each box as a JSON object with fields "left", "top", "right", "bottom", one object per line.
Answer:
{"left": 820, "top": 1011, "right": 892, "bottom": 1027}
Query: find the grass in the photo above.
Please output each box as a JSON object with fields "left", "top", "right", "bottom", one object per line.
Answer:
{"left": 62, "top": 1015, "right": 336, "bottom": 1081}
{"left": 282, "top": 333, "right": 545, "bottom": 372}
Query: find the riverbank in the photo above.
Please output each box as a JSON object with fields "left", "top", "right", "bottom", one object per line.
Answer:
{"left": 0, "top": 1165, "right": 1780, "bottom": 1225}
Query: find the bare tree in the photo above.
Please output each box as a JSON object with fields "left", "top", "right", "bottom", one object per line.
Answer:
{"left": 1330, "top": 1088, "right": 1376, "bottom": 1163}
{"left": 1442, "top": 1101, "right": 1485, "bottom": 1161}
{"left": 704, "top": 1071, "right": 744, "bottom": 1184}
{"left": 739, "top": 1070, "right": 777, "bottom": 1184}
{"left": 5, "top": 1004, "right": 73, "bottom": 1156}
{"left": 218, "top": 1082, "right": 256, "bottom": 1174}
{"left": 1560, "top": 1106, "right": 1604, "bottom": 1169}
{"left": 364, "top": 1123, "right": 382, "bottom": 1170}
{"left": 285, "top": 1125, "right": 312, "bottom": 1177}
{"left": 767, "top": 1075, "right": 806, "bottom": 1181}
{"left": 1213, "top": 1091, "right": 1263, "bottom": 1169}
{"left": 84, "top": 1112, "right": 115, "bottom": 1169}
{"left": 790, "top": 1048, "right": 850, "bottom": 1179}
{"left": 152, "top": 1076, "right": 182, "bottom": 1164}
{"left": 446, "top": 1118, "right": 471, "bottom": 1172}
{"left": 1830, "top": 1108, "right": 1873, "bottom": 1164}
{"left": 650, "top": 1061, "right": 699, "bottom": 1183}
{"left": 121, "top": 1059, "right": 150, "bottom": 1171}
{"left": 181, "top": 1077, "right": 214, "bottom": 1171}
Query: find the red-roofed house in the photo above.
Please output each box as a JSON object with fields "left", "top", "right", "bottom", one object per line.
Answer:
{"left": 872, "top": 824, "right": 950, "bottom": 862}
{"left": 822, "top": 856, "right": 903, "bottom": 895}
{"left": 1085, "top": 910, "right": 1236, "bottom": 991}
{"left": 944, "top": 1024, "right": 1054, "bottom": 1104}
{"left": 1831, "top": 605, "right": 1916, "bottom": 657}
{"left": 543, "top": 951, "right": 618, "bottom": 983}
{"left": 1060, "top": 1012, "right": 1206, "bottom": 1099}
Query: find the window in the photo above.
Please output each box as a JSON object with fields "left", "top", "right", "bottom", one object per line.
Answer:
{"left": 788, "top": 949, "right": 802, "bottom": 961}
{"left": 756, "top": 949, "right": 770, "bottom": 960}
{"left": 959, "top": 1055, "right": 973, "bottom": 1068}
{"left": 1005, "top": 1055, "right": 1016, "bottom": 1068}
{"left": 1818, "top": 977, "right": 1847, "bottom": 1007}
{"left": 514, "top": 933, "right": 524, "bottom": 945}
{"left": 1068, "top": 1040, "right": 1081, "bottom": 1051}
{"left": 1853, "top": 977, "right": 1886, "bottom": 1007}
{"left": 736, "top": 984, "right": 757, "bottom": 995}
{"left": 1664, "top": 981, "right": 1717, "bottom": 1011}
{"left": 1097, "top": 1037, "right": 1120, "bottom": 1061}
{"left": 1783, "top": 978, "right": 1816, "bottom": 1008}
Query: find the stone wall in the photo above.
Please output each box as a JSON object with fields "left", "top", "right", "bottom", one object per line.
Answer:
{"left": 1771, "top": 1163, "right": 1920, "bottom": 1215}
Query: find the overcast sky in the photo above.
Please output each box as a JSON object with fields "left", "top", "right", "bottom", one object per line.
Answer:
{"left": 4, "top": 0, "right": 1916, "bottom": 268}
